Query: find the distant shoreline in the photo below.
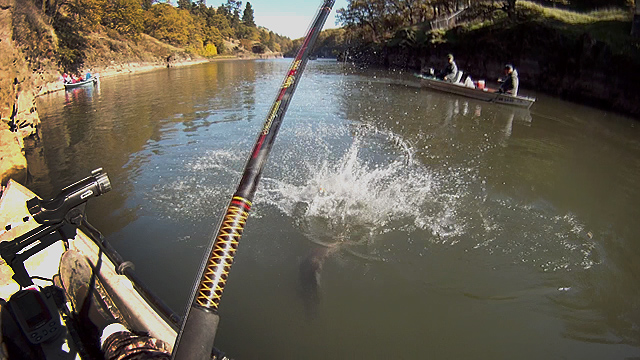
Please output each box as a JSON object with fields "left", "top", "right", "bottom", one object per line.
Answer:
{"left": 37, "top": 54, "right": 283, "bottom": 98}
{"left": 0, "top": 53, "right": 283, "bottom": 189}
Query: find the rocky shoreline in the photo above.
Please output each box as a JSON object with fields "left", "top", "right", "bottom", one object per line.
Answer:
{"left": 0, "top": 60, "right": 188, "bottom": 189}
{"left": 0, "top": 54, "right": 282, "bottom": 194}
{"left": 0, "top": 0, "right": 289, "bottom": 193}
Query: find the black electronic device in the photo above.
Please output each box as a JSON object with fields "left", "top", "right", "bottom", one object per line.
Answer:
{"left": 27, "top": 168, "right": 111, "bottom": 225}
{"left": 0, "top": 168, "right": 112, "bottom": 288}
{"left": 8, "top": 287, "right": 62, "bottom": 344}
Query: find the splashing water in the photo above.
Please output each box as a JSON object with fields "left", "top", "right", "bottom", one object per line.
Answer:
{"left": 256, "top": 124, "right": 471, "bottom": 261}
{"left": 150, "top": 149, "right": 245, "bottom": 222}
{"left": 148, "top": 122, "right": 599, "bottom": 272}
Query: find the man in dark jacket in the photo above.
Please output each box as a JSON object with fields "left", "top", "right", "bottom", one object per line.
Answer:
{"left": 497, "top": 64, "right": 519, "bottom": 95}
{"left": 441, "top": 54, "right": 458, "bottom": 82}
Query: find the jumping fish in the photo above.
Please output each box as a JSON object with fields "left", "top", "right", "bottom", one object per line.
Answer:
{"left": 298, "top": 246, "right": 332, "bottom": 318}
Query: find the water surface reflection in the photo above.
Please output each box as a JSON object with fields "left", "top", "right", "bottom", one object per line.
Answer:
{"left": 31, "top": 59, "right": 640, "bottom": 359}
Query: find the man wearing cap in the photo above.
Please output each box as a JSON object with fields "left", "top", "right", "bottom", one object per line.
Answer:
{"left": 441, "top": 54, "right": 458, "bottom": 82}
{"left": 497, "top": 64, "right": 519, "bottom": 95}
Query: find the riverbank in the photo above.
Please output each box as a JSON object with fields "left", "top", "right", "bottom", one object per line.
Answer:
{"left": 0, "top": 0, "right": 290, "bottom": 190}
{"left": 0, "top": 51, "right": 281, "bottom": 192}
{"left": 0, "top": 0, "right": 286, "bottom": 190}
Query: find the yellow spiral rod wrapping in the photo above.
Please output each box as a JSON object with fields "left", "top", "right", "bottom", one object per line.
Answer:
{"left": 195, "top": 197, "right": 250, "bottom": 309}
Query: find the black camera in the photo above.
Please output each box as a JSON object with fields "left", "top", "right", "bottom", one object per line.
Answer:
{"left": 27, "top": 168, "right": 111, "bottom": 225}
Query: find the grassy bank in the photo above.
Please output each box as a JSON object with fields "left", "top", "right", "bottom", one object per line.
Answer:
{"left": 458, "top": 1, "right": 637, "bottom": 58}
{"left": 346, "top": 1, "right": 640, "bottom": 118}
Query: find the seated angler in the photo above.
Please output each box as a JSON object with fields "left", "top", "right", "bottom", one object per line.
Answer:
{"left": 441, "top": 54, "right": 458, "bottom": 82}
{"left": 497, "top": 64, "right": 519, "bottom": 96}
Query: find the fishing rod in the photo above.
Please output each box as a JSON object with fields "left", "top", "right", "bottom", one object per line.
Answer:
{"left": 171, "top": 1, "right": 335, "bottom": 359}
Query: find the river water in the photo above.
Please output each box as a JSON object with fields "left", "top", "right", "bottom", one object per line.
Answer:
{"left": 31, "top": 59, "right": 640, "bottom": 359}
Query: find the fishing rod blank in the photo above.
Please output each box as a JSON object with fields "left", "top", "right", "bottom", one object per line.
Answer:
{"left": 172, "top": 1, "right": 335, "bottom": 359}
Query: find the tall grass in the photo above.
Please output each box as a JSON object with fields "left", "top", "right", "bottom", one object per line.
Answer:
{"left": 515, "top": 1, "right": 635, "bottom": 55}
{"left": 519, "top": 1, "right": 631, "bottom": 24}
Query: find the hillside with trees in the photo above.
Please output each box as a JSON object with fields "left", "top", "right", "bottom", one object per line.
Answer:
{"left": 334, "top": 0, "right": 633, "bottom": 45}
{"left": 0, "top": 0, "right": 296, "bottom": 186}
{"left": 32, "top": 0, "right": 295, "bottom": 72}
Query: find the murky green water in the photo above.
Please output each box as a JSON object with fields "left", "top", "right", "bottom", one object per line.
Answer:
{"left": 32, "top": 59, "right": 640, "bottom": 359}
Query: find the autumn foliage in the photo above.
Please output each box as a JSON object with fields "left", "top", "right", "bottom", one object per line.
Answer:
{"left": 28, "top": 0, "right": 293, "bottom": 71}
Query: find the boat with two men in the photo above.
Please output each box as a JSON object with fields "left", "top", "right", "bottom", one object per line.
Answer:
{"left": 416, "top": 72, "right": 536, "bottom": 109}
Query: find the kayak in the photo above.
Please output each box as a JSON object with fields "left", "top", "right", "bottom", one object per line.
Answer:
{"left": 417, "top": 74, "right": 536, "bottom": 109}
{"left": 0, "top": 170, "right": 178, "bottom": 358}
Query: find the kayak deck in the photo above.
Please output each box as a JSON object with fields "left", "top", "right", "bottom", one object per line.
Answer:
{"left": 0, "top": 180, "right": 177, "bottom": 355}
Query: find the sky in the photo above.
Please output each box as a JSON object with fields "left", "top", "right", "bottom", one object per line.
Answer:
{"left": 205, "top": 0, "right": 349, "bottom": 39}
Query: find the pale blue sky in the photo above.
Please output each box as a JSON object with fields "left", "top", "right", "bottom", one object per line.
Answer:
{"left": 205, "top": 0, "right": 349, "bottom": 39}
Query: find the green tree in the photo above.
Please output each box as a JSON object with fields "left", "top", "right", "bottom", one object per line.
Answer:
{"left": 217, "top": 4, "right": 230, "bottom": 17}
{"left": 236, "top": 23, "right": 257, "bottom": 39}
{"left": 219, "top": 0, "right": 242, "bottom": 25}
{"left": 140, "top": 0, "right": 155, "bottom": 11}
{"left": 210, "top": 13, "right": 233, "bottom": 38}
{"left": 67, "top": 0, "right": 106, "bottom": 31}
{"left": 387, "top": 0, "right": 430, "bottom": 25}
{"left": 337, "top": 0, "right": 468, "bottom": 42}
{"left": 53, "top": 7, "right": 89, "bottom": 71}
{"left": 145, "top": 3, "right": 193, "bottom": 45}
{"left": 102, "top": 0, "right": 144, "bottom": 36}
{"left": 177, "top": 0, "right": 192, "bottom": 11}
{"left": 259, "top": 28, "right": 269, "bottom": 43}
{"left": 336, "top": 0, "right": 388, "bottom": 42}
{"left": 242, "top": 2, "right": 255, "bottom": 26}
{"left": 267, "top": 31, "right": 277, "bottom": 50}
{"left": 204, "top": 25, "right": 225, "bottom": 53}
{"left": 228, "top": 0, "right": 242, "bottom": 27}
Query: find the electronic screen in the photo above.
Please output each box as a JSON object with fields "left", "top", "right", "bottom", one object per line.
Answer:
{"left": 14, "top": 291, "right": 51, "bottom": 329}
{"left": 10, "top": 288, "right": 61, "bottom": 344}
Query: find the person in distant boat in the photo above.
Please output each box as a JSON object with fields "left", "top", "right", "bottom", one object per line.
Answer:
{"left": 497, "top": 64, "right": 519, "bottom": 96}
{"left": 440, "top": 54, "right": 458, "bottom": 82}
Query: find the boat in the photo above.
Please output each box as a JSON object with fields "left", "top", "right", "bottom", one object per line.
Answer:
{"left": 0, "top": 169, "right": 195, "bottom": 359}
{"left": 417, "top": 74, "right": 536, "bottom": 109}
{"left": 63, "top": 76, "right": 99, "bottom": 89}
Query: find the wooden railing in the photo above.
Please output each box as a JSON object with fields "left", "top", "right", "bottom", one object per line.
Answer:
{"left": 429, "top": 5, "right": 470, "bottom": 31}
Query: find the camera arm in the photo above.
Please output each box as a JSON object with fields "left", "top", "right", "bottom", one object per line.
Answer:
{"left": 0, "top": 169, "right": 111, "bottom": 288}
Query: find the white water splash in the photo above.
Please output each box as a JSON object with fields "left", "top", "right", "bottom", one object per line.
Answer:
{"left": 262, "top": 138, "right": 431, "bottom": 226}
{"left": 147, "top": 121, "right": 599, "bottom": 272}
{"left": 150, "top": 149, "right": 244, "bottom": 221}
{"left": 253, "top": 125, "right": 468, "bottom": 260}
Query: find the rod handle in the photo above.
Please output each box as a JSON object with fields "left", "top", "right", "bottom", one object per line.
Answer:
{"left": 172, "top": 306, "right": 220, "bottom": 360}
